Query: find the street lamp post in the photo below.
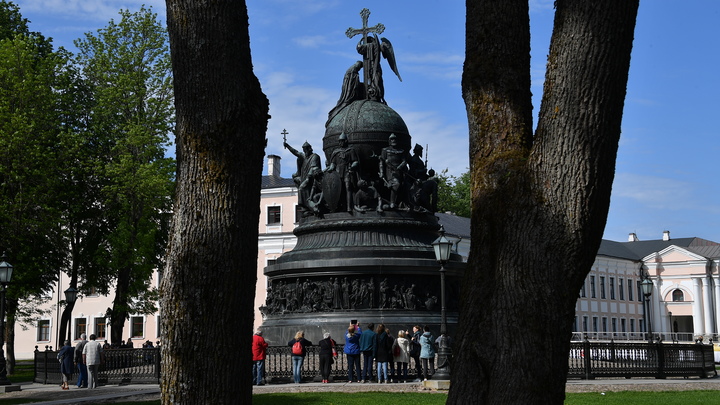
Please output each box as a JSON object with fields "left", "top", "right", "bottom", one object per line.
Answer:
{"left": 432, "top": 225, "right": 453, "bottom": 380}
{"left": 641, "top": 278, "right": 654, "bottom": 344}
{"left": 64, "top": 287, "right": 78, "bottom": 342}
{"left": 0, "top": 253, "right": 15, "bottom": 386}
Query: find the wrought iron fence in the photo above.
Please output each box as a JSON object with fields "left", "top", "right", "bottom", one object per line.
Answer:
{"left": 568, "top": 338, "right": 716, "bottom": 379}
{"left": 265, "top": 344, "right": 422, "bottom": 383}
{"left": 33, "top": 340, "right": 716, "bottom": 385}
{"left": 34, "top": 346, "right": 160, "bottom": 385}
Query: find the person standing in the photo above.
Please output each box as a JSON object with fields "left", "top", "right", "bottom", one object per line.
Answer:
{"left": 393, "top": 330, "right": 410, "bottom": 382}
{"left": 57, "top": 340, "right": 74, "bottom": 390}
{"left": 419, "top": 325, "right": 436, "bottom": 381}
{"left": 409, "top": 325, "right": 423, "bottom": 380}
{"left": 82, "top": 334, "right": 104, "bottom": 389}
{"left": 287, "top": 331, "right": 312, "bottom": 384}
{"left": 373, "top": 324, "right": 392, "bottom": 383}
{"left": 251, "top": 330, "right": 268, "bottom": 386}
{"left": 318, "top": 332, "right": 336, "bottom": 383}
{"left": 359, "top": 322, "right": 376, "bottom": 383}
{"left": 74, "top": 333, "right": 88, "bottom": 388}
{"left": 385, "top": 327, "right": 395, "bottom": 382}
{"left": 344, "top": 324, "right": 362, "bottom": 383}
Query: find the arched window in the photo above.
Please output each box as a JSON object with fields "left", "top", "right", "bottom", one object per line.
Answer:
{"left": 672, "top": 289, "right": 684, "bottom": 302}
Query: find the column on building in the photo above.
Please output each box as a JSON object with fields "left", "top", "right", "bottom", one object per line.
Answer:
{"left": 702, "top": 276, "right": 714, "bottom": 335}
{"left": 714, "top": 273, "right": 720, "bottom": 335}
{"left": 651, "top": 278, "right": 662, "bottom": 338}
{"left": 692, "top": 277, "right": 705, "bottom": 336}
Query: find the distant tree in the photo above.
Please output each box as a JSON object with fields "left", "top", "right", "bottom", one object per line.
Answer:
{"left": 448, "top": 1, "right": 639, "bottom": 404}
{"left": 160, "top": 0, "right": 268, "bottom": 403}
{"left": 74, "top": 6, "right": 175, "bottom": 344}
{"left": 436, "top": 169, "right": 471, "bottom": 217}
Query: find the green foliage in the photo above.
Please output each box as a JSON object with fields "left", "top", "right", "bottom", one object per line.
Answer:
{"left": 436, "top": 168, "right": 471, "bottom": 218}
{"left": 0, "top": 4, "right": 67, "bottom": 304}
{"left": 73, "top": 6, "right": 175, "bottom": 336}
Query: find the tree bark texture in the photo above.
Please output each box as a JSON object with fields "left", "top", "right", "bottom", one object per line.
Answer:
{"left": 449, "top": 1, "right": 638, "bottom": 404}
{"left": 160, "top": 1, "right": 268, "bottom": 404}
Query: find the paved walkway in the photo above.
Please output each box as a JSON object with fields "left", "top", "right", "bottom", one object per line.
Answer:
{"left": 1, "top": 376, "right": 719, "bottom": 403}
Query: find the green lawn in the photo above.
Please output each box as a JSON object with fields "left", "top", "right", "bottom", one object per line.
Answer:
{"left": 6, "top": 363, "right": 34, "bottom": 385}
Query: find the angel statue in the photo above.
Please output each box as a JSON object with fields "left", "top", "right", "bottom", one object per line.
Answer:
{"left": 345, "top": 8, "right": 401, "bottom": 104}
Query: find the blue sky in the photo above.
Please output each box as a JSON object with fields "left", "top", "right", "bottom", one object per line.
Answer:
{"left": 14, "top": 0, "right": 720, "bottom": 243}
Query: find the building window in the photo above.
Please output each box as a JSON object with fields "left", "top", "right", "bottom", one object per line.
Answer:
{"left": 295, "top": 205, "right": 302, "bottom": 223}
{"left": 592, "top": 317, "right": 598, "bottom": 333}
{"left": 609, "top": 277, "right": 615, "bottom": 300}
{"left": 94, "top": 317, "right": 107, "bottom": 340}
{"left": 619, "top": 278, "right": 624, "bottom": 300}
{"left": 582, "top": 316, "right": 588, "bottom": 332}
{"left": 639, "top": 319, "right": 645, "bottom": 333}
{"left": 267, "top": 206, "right": 281, "bottom": 224}
{"left": 637, "top": 280, "right": 642, "bottom": 302}
{"left": 579, "top": 281, "right": 586, "bottom": 298}
{"left": 74, "top": 318, "right": 87, "bottom": 340}
{"left": 672, "top": 289, "right": 684, "bottom": 302}
{"left": 611, "top": 318, "right": 617, "bottom": 333}
{"left": 37, "top": 320, "right": 50, "bottom": 341}
{"left": 131, "top": 316, "right": 144, "bottom": 338}
{"left": 600, "top": 276, "right": 606, "bottom": 299}
{"left": 628, "top": 279, "right": 633, "bottom": 301}
{"left": 602, "top": 317, "right": 608, "bottom": 333}
{"left": 590, "top": 276, "right": 596, "bottom": 298}
{"left": 86, "top": 285, "right": 99, "bottom": 296}
{"left": 630, "top": 318, "right": 635, "bottom": 333}
{"left": 621, "top": 318, "right": 626, "bottom": 333}
{"left": 573, "top": 316, "right": 578, "bottom": 332}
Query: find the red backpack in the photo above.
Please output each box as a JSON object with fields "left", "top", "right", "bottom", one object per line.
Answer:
{"left": 292, "top": 340, "right": 303, "bottom": 355}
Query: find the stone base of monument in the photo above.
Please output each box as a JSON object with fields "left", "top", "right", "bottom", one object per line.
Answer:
{"left": 423, "top": 379, "right": 450, "bottom": 390}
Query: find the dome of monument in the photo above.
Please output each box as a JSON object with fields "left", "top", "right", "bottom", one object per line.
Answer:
{"left": 323, "top": 99, "right": 410, "bottom": 163}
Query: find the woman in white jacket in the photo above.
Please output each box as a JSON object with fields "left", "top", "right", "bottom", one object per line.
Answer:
{"left": 392, "top": 330, "right": 411, "bottom": 382}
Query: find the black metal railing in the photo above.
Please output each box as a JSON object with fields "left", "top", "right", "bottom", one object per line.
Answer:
{"left": 265, "top": 344, "right": 421, "bottom": 383}
{"left": 33, "top": 339, "right": 717, "bottom": 385}
{"left": 34, "top": 346, "right": 160, "bottom": 385}
{"left": 568, "top": 338, "right": 716, "bottom": 380}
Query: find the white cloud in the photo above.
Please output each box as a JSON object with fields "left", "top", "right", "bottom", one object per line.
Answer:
{"left": 612, "top": 173, "right": 720, "bottom": 214}
{"left": 21, "top": 0, "right": 165, "bottom": 21}
{"left": 294, "top": 35, "right": 330, "bottom": 49}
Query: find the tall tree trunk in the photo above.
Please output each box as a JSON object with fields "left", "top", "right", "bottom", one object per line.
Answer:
{"left": 449, "top": 1, "right": 638, "bottom": 404}
{"left": 4, "top": 299, "right": 17, "bottom": 375}
{"left": 58, "top": 301, "right": 76, "bottom": 346}
{"left": 160, "top": 1, "right": 268, "bottom": 404}
{"left": 110, "top": 267, "right": 131, "bottom": 344}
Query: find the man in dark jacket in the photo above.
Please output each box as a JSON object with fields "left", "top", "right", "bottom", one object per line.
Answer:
{"left": 74, "top": 333, "right": 88, "bottom": 388}
{"left": 410, "top": 325, "right": 423, "bottom": 381}
{"left": 358, "top": 323, "right": 376, "bottom": 383}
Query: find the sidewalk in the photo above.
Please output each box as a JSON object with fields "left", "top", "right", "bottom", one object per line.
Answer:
{"left": 0, "top": 382, "right": 160, "bottom": 404}
{"left": 1, "top": 376, "right": 719, "bottom": 403}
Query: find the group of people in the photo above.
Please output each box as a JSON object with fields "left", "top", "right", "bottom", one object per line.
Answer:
{"left": 250, "top": 323, "right": 442, "bottom": 386}
{"left": 343, "top": 322, "right": 437, "bottom": 383}
{"left": 57, "top": 333, "right": 105, "bottom": 390}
